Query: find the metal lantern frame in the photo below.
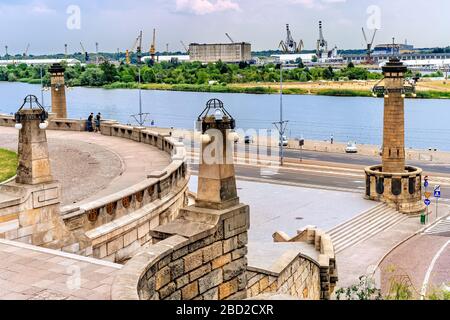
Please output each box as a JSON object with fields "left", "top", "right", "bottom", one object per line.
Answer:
{"left": 15, "top": 95, "right": 49, "bottom": 125}
{"left": 372, "top": 59, "right": 417, "bottom": 98}
{"left": 197, "top": 98, "right": 236, "bottom": 133}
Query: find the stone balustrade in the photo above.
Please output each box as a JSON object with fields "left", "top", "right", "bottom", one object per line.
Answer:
{"left": 258, "top": 227, "right": 338, "bottom": 300}
{"left": 0, "top": 116, "right": 190, "bottom": 264}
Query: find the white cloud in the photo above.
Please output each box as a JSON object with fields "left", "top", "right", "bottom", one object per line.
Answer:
{"left": 288, "top": 0, "right": 346, "bottom": 9}
{"left": 175, "top": 0, "right": 240, "bottom": 15}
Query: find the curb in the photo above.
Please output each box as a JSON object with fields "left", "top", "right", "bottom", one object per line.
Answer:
{"left": 374, "top": 213, "right": 450, "bottom": 273}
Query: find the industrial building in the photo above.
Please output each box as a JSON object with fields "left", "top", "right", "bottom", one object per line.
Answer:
{"left": 189, "top": 42, "right": 251, "bottom": 63}
{"left": 373, "top": 43, "right": 415, "bottom": 55}
{"left": 0, "top": 58, "right": 81, "bottom": 66}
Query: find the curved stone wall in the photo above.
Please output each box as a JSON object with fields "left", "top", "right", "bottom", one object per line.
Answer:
{"left": 0, "top": 116, "right": 189, "bottom": 263}
{"left": 364, "top": 165, "right": 424, "bottom": 214}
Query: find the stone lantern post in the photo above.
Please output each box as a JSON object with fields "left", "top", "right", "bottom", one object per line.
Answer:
{"left": 196, "top": 98, "right": 239, "bottom": 210}
{"left": 365, "top": 58, "right": 424, "bottom": 214}
{"left": 49, "top": 63, "right": 67, "bottom": 119}
{"left": 14, "top": 95, "right": 52, "bottom": 185}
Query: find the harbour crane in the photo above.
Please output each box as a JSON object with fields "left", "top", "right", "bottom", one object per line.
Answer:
{"left": 80, "top": 42, "right": 89, "bottom": 62}
{"left": 149, "top": 28, "right": 156, "bottom": 64}
{"left": 126, "top": 32, "right": 142, "bottom": 65}
{"left": 362, "top": 27, "right": 377, "bottom": 64}
{"left": 23, "top": 43, "right": 30, "bottom": 57}
{"left": 180, "top": 41, "right": 189, "bottom": 54}
{"left": 278, "top": 24, "right": 303, "bottom": 53}
{"left": 316, "top": 21, "right": 328, "bottom": 59}
{"left": 4, "top": 45, "right": 8, "bottom": 59}
{"left": 225, "top": 33, "right": 235, "bottom": 43}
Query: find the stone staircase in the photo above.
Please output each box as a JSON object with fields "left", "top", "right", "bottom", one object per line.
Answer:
{"left": 328, "top": 203, "right": 409, "bottom": 254}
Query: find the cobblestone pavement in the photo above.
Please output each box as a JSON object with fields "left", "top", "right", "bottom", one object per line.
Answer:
{"left": 0, "top": 239, "right": 121, "bottom": 300}
{"left": 0, "top": 127, "right": 170, "bottom": 206}
{"left": 380, "top": 234, "right": 449, "bottom": 299}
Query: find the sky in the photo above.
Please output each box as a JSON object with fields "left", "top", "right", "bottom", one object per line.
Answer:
{"left": 0, "top": 0, "right": 449, "bottom": 55}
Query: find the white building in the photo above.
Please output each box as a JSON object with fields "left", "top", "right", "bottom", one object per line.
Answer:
{"left": 0, "top": 58, "right": 81, "bottom": 66}
{"left": 271, "top": 53, "right": 316, "bottom": 63}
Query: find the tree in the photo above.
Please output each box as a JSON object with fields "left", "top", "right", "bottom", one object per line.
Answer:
{"left": 347, "top": 61, "right": 355, "bottom": 68}
{"left": 100, "top": 61, "right": 118, "bottom": 83}
{"left": 141, "top": 66, "right": 156, "bottom": 83}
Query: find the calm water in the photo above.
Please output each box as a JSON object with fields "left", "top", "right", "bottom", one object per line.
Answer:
{"left": 1, "top": 82, "right": 449, "bottom": 151}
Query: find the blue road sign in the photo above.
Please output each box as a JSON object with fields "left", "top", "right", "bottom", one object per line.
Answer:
{"left": 424, "top": 199, "right": 431, "bottom": 206}
{"left": 434, "top": 185, "right": 441, "bottom": 198}
{"left": 424, "top": 181, "right": 429, "bottom": 188}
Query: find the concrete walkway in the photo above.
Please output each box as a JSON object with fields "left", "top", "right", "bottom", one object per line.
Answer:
{"left": 0, "top": 239, "right": 121, "bottom": 300}
{"left": 0, "top": 127, "right": 170, "bottom": 206}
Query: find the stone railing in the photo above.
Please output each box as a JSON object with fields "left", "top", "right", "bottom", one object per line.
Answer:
{"left": 0, "top": 114, "right": 15, "bottom": 127}
{"left": 58, "top": 122, "right": 189, "bottom": 262}
{"left": 111, "top": 202, "right": 250, "bottom": 300}
{"left": 249, "top": 226, "right": 338, "bottom": 300}
{"left": 0, "top": 116, "right": 189, "bottom": 264}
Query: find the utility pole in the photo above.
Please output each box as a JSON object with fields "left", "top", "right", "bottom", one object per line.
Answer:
{"left": 5, "top": 45, "right": 8, "bottom": 60}
{"left": 273, "top": 63, "right": 289, "bottom": 166}
{"left": 95, "top": 42, "right": 99, "bottom": 65}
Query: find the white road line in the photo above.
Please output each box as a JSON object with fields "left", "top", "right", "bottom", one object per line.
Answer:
{"left": 420, "top": 240, "right": 450, "bottom": 299}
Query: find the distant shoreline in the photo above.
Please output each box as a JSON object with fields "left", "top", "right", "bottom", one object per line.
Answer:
{"left": 4, "top": 80, "right": 450, "bottom": 99}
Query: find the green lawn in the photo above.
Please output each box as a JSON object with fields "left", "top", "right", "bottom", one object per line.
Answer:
{"left": 0, "top": 148, "right": 17, "bottom": 183}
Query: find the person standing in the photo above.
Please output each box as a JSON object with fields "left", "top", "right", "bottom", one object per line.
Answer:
{"left": 87, "top": 113, "right": 94, "bottom": 132}
{"left": 95, "top": 113, "right": 102, "bottom": 132}
{"left": 331, "top": 134, "right": 334, "bottom": 145}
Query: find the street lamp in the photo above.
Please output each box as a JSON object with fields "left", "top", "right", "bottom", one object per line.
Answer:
{"left": 273, "top": 62, "right": 289, "bottom": 166}
{"left": 14, "top": 95, "right": 49, "bottom": 131}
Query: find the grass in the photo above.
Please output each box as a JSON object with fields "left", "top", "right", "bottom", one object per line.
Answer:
{"left": 0, "top": 148, "right": 17, "bottom": 183}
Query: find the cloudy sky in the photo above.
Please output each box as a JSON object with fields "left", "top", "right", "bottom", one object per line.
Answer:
{"left": 1, "top": 0, "right": 449, "bottom": 55}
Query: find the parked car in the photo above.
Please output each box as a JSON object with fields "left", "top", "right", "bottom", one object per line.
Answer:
{"left": 278, "top": 135, "right": 289, "bottom": 147}
{"left": 244, "top": 135, "right": 253, "bottom": 144}
{"left": 345, "top": 141, "right": 358, "bottom": 154}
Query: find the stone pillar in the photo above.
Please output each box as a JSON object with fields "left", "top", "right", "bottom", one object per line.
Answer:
{"left": 49, "top": 63, "right": 67, "bottom": 119}
{"left": 16, "top": 109, "right": 53, "bottom": 185}
{"left": 382, "top": 59, "right": 407, "bottom": 173}
{"left": 196, "top": 116, "right": 238, "bottom": 210}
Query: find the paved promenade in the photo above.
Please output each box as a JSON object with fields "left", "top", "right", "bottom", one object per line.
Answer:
{"left": 0, "top": 127, "right": 170, "bottom": 206}
{"left": 0, "top": 239, "right": 121, "bottom": 300}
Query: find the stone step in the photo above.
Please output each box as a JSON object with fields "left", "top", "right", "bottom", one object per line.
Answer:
{"left": 424, "top": 218, "right": 450, "bottom": 235}
{"left": 331, "top": 206, "right": 398, "bottom": 244}
{"left": 333, "top": 213, "right": 407, "bottom": 253}
{"left": 328, "top": 203, "right": 389, "bottom": 238}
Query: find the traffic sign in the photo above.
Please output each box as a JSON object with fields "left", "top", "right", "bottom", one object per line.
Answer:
{"left": 434, "top": 185, "right": 441, "bottom": 198}
{"left": 424, "top": 192, "right": 432, "bottom": 199}
{"left": 424, "top": 180, "right": 429, "bottom": 188}
{"left": 424, "top": 199, "right": 431, "bottom": 206}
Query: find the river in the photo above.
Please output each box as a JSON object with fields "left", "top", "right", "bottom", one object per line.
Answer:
{"left": 0, "top": 82, "right": 449, "bottom": 151}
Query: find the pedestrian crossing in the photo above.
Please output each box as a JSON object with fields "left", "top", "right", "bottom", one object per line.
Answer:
{"left": 424, "top": 217, "right": 450, "bottom": 236}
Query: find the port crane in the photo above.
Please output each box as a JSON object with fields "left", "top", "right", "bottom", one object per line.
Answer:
{"left": 362, "top": 27, "right": 377, "bottom": 64}
{"left": 278, "top": 24, "right": 303, "bottom": 54}
{"left": 80, "top": 42, "right": 89, "bottom": 62}
{"left": 149, "top": 28, "right": 156, "bottom": 64}
{"left": 4, "top": 45, "right": 8, "bottom": 59}
{"left": 23, "top": 43, "right": 30, "bottom": 57}
{"left": 225, "top": 33, "right": 235, "bottom": 43}
{"left": 316, "top": 21, "right": 328, "bottom": 59}
{"left": 126, "top": 32, "right": 143, "bottom": 65}
{"left": 180, "top": 41, "right": 189, "bottom": 54}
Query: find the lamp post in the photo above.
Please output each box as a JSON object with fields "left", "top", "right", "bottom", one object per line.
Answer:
{"left": 273, "top": 62, "right": 289, "bottom": 166}
{"left": 196, "top": 98, "right": 239, "bottom": 210}
{"left": 14, "top": 95, "right": 52, "bottom": 185}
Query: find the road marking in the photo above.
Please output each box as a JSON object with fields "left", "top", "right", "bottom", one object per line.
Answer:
{"left": 420, "top": 240, "right": 450, "bottom": 299}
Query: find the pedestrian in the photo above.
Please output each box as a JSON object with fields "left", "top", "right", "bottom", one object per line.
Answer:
{"left": 331, "top": 134, "right": 334, "bottom": 145}
{"left": 87, "top": 113, "right": 94, "bottom": 132}
{"left": 95, "top": 113, "right": 102, "bottom": 132}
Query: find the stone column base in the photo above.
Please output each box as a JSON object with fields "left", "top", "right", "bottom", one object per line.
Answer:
{"left": 364, "top": 165, "right": 425, "bottom": 215}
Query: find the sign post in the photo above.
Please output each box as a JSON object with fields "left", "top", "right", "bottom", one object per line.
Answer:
{"left": 424, "top": 176, "right": 430, "bottom": 224}
{"left": 434, "top": 185, "right": 441, "bottom": 220}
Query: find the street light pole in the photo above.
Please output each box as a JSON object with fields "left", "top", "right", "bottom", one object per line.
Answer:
{"left": 138, "top": 64, "right": 143, "bottom": 125}
{"left": 273, "top": 63, "right": 289, "bottom": 166}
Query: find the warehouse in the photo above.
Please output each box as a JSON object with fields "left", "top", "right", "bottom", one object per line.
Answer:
{"left": 189, "top": 42, "right": 251, "bottom": 63}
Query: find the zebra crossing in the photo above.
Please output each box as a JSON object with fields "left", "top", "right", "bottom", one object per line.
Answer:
{"left": 424, "top": 216, "right": 450, "bottom": 236}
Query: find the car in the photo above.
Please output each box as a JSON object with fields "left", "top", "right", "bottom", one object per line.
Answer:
{"left": 278, "top": 135, "right": 289, "bottom": 147}
{"left": 244, "top": 135, "right": 253, "bottom": 144}
{"left": 345, "top": 141, "right": 358, "bottom": 154}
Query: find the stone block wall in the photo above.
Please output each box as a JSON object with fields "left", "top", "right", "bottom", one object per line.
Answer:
{"left": 111, "top": 203, "right": 250, "bottom": 300}
{"left": 247, "top": 256, "right": 321, "bottom": 300}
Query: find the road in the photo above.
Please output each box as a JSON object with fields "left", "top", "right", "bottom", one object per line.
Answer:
{"left": 188, "top": 145, "right": 450, "bottom": 203}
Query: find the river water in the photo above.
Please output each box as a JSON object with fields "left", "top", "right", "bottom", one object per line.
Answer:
{"left": 0, "top": 82, "right": 449, "bottom": 151}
